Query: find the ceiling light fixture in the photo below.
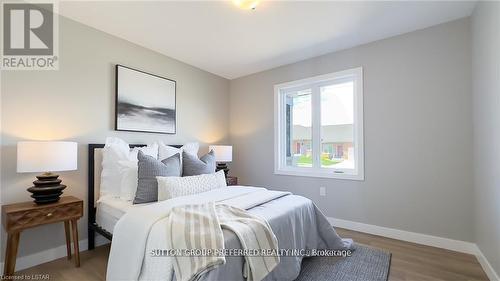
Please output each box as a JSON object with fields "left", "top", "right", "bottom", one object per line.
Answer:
{"left": 233, "top": 0, "right": 260, "bottom": 10}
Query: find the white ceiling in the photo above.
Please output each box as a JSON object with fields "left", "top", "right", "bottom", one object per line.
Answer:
{"left": 59, "top": 1, "right": 477, "bottom": 79}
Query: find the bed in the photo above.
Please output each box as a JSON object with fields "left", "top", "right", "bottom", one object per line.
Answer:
{"left": 87, "top": 144, "right": 182, "bottom": 248}
{"left": 95, "top": 195, "right": 156, "bottom": 234}
{"left": 87, "top": 144, "right": 352, "bottom": 281}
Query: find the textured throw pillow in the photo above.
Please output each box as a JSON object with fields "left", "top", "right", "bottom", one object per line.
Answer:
{"left": 182, "top": 150, "right": 216, "bottom": 176}
{"left": 134, "top": 151, "right": 181, "bottom": 204}
{"left": 157, "top": 170, "right": 227, "bottom": 201}
{"left": 157, "top": 142, "right": 199, "bottom": 175}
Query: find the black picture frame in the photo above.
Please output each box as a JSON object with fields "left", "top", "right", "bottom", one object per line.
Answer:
{"left": 115, "top": 64, "right": 177, "bottom": 134}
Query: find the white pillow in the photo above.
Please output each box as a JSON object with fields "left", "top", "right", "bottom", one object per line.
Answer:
{"left": 101, "top": 138, "right": 131, "bottom": 197}
{"left": 157, "top": 170, "right": 227, "bottom": 201}
{"left": 157, "top": 141, "right": 199, "bottom": 160}
{"left": 100, "top": 137, "right": 158, "bottom": 198}
{"left": 118, "top": 160, "right": 138, "bottom": 201}
{"left": 131, "top": 143, "right": 159, "bottom": 159}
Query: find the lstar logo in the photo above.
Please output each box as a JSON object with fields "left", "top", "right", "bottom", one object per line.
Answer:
{"left": 1, "top": 2, "right": 58, "bottom": 70}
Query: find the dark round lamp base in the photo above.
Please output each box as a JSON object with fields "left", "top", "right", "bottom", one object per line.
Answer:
{"left": 216, "top": 163, "right": 230, "bottom": 177}
{"left": 27, "top": 173, "right": 66, "bottom": 204}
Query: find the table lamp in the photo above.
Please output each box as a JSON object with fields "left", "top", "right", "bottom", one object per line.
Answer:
{"left": 17, "top": 141, "right": 78, "bottom": 204}
{"left": 209, "top": 145, "right": 232, "bottom": 177}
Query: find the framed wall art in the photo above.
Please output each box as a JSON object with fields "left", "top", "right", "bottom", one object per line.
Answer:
{"left": 115, "top": 64, "right": 176, "bottom": 134}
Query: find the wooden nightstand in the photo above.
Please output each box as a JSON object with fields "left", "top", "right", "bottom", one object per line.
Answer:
{"left": 2, "top": 196, "right": 83, "bottom": 276}
{"left": 226, "top": 176, "right": 238, "bottom": 186}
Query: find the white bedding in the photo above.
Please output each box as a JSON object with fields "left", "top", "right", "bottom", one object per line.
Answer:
{"left": 106, "top": 186, "right": 290, "bottom": 281}
{"left": 96, "top": 196, "right": 153, "bottom": 233}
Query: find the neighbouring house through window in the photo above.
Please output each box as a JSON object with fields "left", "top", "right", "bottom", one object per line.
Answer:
{"left": 274, "top": 67, "right": 364, "bottom": 180}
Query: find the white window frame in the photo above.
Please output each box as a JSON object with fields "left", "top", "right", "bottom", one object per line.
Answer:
{"left": 274, "top": 67, "right": 364, "bottom": 180}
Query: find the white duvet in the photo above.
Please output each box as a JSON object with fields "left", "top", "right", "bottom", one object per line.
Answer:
{"left": 106, "top": 186, "right": 290, "bottom": 281}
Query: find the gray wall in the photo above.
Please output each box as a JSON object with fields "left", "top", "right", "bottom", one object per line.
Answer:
{"left": 229, "top": 18, "right": 474, "bottom": 242}
{"left": 472, "top": 1, "right": 500, "bottom": 275}
{"left": 2, "top": 8, "right": 492, "bottom": 271}
{"left": 0, "top": 16, "right": 230, "bottom": 260}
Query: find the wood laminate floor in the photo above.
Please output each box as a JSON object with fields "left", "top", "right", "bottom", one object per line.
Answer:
{"left": 14, "top": 228, "right": 489, "bottom": 281}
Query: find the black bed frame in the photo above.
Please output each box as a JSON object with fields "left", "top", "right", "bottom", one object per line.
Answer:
{"left": 87, "top": 143, "right": 182, "bottom": 250}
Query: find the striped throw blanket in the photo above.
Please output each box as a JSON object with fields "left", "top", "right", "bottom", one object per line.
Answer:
{"left": 167, "top": 202, "right": 280, "bottom": 281}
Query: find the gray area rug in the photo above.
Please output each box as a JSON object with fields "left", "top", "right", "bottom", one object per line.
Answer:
{"left": 296, "top": 243, "right": 391, "bottom": 281}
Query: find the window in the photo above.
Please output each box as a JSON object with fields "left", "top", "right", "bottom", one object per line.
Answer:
{"left": 274, "top": 67, "right": 364, "bottom": 180}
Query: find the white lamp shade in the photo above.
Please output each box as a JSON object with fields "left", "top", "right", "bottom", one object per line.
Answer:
{"left": 17, "top": 141, "right": 78, "bottom": 173}
{"left": 209, "top": 145, "right": 232, "bottom": 162}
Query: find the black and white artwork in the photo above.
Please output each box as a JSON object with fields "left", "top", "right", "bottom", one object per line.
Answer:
{"left": 115, "top": 65, "right": 176, "bottom": 134}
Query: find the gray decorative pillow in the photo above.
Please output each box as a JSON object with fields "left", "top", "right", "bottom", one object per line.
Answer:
{"left": 182, "top": 150, "right": 216, "bottom": 176}
{"left": 134, "top": 150, "right": 181, "bottom": 204}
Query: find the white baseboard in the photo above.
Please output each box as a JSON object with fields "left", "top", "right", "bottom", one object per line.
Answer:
{"left": 0, "top": 235, "right": 109, "bottom": 275}
{"left": 2, "top": 219, "right": 498, "bottom": 281}
{"left": 329, "top": 217, "right": 499, "bottom": 281}
{"left": 474, "top": 246, "right": 500, "bottom": 281}
{"left": 328, "top": 217, "right": 477, "bottom": 254}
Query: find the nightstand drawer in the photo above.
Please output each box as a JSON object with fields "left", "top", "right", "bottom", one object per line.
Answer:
{"left": 4, "top": 201, "right": 82, "bottom": 232}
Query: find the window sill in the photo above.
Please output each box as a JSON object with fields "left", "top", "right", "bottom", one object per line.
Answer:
{"left": 274, "top": 168, "right": 364, "bottom": 181}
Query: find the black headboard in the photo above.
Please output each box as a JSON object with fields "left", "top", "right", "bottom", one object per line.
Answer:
{"left": 87, "top": 143, "right": 182, "bottom": 249}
